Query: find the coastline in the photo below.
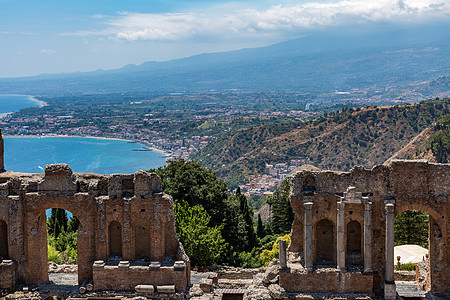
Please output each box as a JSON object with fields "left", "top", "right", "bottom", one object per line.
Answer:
{"left": 28, "top": 95, "right": 48, "bottom": 107}
{"left": 4, "top": 134, "right": 171, "bottom": 157}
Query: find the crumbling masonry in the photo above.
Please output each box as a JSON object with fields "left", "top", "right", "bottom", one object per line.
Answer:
{"left": 282, "top": 161, "right": 449, "bottom": 298}
{"left": 0, "top": 131, "right": 190, "bottom": 292}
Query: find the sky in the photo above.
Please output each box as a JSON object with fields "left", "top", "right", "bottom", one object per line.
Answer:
{"left": 1, "top": 0, "right": 449, "bottom": 78}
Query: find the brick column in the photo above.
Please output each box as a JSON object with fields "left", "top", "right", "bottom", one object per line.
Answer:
{"left": 337, "top": 200, "right": 346, "bottom": 271}
{"left": 384, "top": 202, "right": 396, "bottom": 300}
{"left": 304, "top": 202, "right": 313, "bottom": 272}
{"left": 363, "top": 200, "right": 373, "bottom": 273}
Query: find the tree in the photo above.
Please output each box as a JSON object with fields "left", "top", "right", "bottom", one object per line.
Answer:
{"left": 174, "top": 200, "right": 226, "bottom": 266}
{"left": 267, "top": 179, "right": 294, "bottom": 234}
{"left": 154, "top": 160, "right": 229, "bottom": 227}
{"left": 47, "top": 208, "right": 68, "bottom": 239}
{"left": 257, "top": 214, "right": 265, "bottom": 238}
{"left": 394, "top": 210, "right": 429, "bottom": 248}
{"left": 153, "top": 160, "right": 248, "bottom": 254}
{"left": 235, "top": 187, "right": 257, "bottom": 251}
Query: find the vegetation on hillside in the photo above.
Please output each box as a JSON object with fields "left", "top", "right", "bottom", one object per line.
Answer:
{"left": 194, "top": 98, "right": 450, "bottom": 185}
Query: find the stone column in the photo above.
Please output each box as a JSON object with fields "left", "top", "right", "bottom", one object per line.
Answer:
{"left": 337, "top": 200, "right": 346, "bottom": 271}
{"left": 304, "top": 202, "right": 313, "bottom": 272}
{"left": 384, "top": 202, "right": 396, "bottom": 300}
{"left": 279, "top": 239, "right": 287, "bottom": 269}
{"left": 363, "top": 200, "right": 373, "bottom": 273}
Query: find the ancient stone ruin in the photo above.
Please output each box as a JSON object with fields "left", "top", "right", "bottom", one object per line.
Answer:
{"left": 278, "top": 160, "right": 449, "bottom": 299}
{"left": 0, "top": 130, "right": 190, "bottom": 293}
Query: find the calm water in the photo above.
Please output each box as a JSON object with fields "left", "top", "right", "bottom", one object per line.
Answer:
{"left": 5, "top": 137, "right": 167, "bottom": 174}
{"left": 0, "top": 94, "right": 41, "bottom": 113}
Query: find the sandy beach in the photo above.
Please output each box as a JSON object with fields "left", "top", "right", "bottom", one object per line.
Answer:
{"left": 28, "top": 96, "right": 48, "bottom": 107}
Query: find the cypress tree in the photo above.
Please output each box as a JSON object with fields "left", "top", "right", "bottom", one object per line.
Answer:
{"left": 236, "top": 187, "right": 257, "bottom": 251}
{"left": 257, "top": 214, "right": 265, "bottom": 238}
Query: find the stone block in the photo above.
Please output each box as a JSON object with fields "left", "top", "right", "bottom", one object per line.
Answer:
{"left": 157, "top": 285, "right": 176, "bottom": 294}
{"left": 93, "top": 260, "right": 105, "bottom": 270}
{"left": 118, "top": 260, "right": 130, "bottom": 269}
{"left": 149, "top": 261, "right": 161, "bottom": 271}
{"left": 136, "top": 284, "right": 155, "bottom": 293}
{"left": 199, "top": 278, "right": 213, "bottom": 293}
{"left": 38, "top": 163, "right": 77, "bottom": 193}
{"left": 174, "top": 261, "right": 186, "bottom": 271}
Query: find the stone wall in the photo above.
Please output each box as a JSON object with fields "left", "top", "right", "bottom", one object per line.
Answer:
{"left": 287, "top": 160, "right": 449, "bottom": 297}
{"left": 93, "top": 261, "right": 188, "bottom": 292}
{"left": 0, "top": 164, "right": 190, "bottom": 291}
{"left": 0, "top": 260, "right": 16, "bottom": 289}
{"left": 279, "top": 269, "right": 373, "bottom": 294}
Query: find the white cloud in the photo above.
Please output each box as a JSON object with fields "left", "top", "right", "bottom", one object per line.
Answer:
{"left": 40, "top": 49, "right": 55, "bottom": 54}
{"left": 68, "top": 0, "right": 450, "bottom": 41}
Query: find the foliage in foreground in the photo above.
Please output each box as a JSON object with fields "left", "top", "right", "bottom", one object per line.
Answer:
{"left": 260, "top": 233, "right": 291, "bottom": 266}
{"left": 47, "top": 209, "right": 79, "bottom": 264}
{"left": 153, "top": 160, "right": 256, "bottom": 261}
{"left": 174, "top": 200, "right": 226, "bottom": 266}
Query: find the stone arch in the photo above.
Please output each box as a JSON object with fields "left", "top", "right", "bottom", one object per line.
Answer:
{"left": 108, "top": 221, "right": 122, "bottom": 258}
{"left": 0, "top": 219, "right": 8, "bottom": 258}
{"left": 395, "top": 202, "right": 446, "bottom": 294}
{"left": 346, "top": 220, "right": 362, "bottom": 264}
{"left": 25, "top": 195, "right": 94, "bottom": 285}
{"left": 134, "top": 220, "right": 151, "bottom": 260}
{"left": 315, "top": 219, "right": 334, "bottom": 264}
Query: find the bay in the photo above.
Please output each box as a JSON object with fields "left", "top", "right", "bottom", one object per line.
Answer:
{"left": 0, "top": 94, "right": 42, "bottom": 113}
{"left": 4, "top": 137, "right": 167, "bottom": 174}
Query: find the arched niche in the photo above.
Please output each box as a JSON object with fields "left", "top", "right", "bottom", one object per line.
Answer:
{"left": 315, "top": 219, "right": 334, "bottom": 264}
{"left": 134, "top": 221, "right": 151, "bottom": 260}
{"left": 346, "top": 220, "right": 362, "bottom": 264}
{"left": 109, "top": 221, "right": 122, "bottom": 258}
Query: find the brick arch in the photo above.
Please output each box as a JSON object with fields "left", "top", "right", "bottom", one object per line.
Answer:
{"left": 395, "top": 203, "right": 445, "bottom": 231}
{"left": 395, "top": 202, "right": 447, "bottom": 294}
{"left": 24, "top": 194, "right": 95, "bottom": 285}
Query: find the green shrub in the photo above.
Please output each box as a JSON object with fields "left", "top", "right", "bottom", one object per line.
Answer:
{"left": 260, "top": 234, "right": 290, "bottom": 266}
{"left": 48, "top": 244, "right": 61, "bottom": 264}
{"left": 395, "top": 263, "right": 417, "bottom": 271}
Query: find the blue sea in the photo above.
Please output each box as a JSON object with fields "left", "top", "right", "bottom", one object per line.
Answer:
{"left": 0, "top": 95, "right": 168, "bottom": 218}
{"left": 0, "top": 94, "right": 42, "bottom": 113}
{"left": 4, "top": 137, "right": 167, "bottom": 174}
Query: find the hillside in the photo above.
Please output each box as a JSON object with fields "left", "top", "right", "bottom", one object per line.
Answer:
{"left": 192, "top": 99, "right": 450, "bottom": 186}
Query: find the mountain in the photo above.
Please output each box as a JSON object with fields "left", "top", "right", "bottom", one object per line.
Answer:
{"left": 0, "top": 24, "right": 449, "bottom": 97}
{"left": 191, "top": 99, "right": 450, "bottom": 186}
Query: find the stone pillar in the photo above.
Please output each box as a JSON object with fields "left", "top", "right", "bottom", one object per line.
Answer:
{"left": 279, "top": 239, "right": 287, "bottom": 269}
{"left": 337, "top": 200, "right": 346, "bottom": 271}
{"left": 363, "top": 200, "right": 373, "bottom": 273}
{"left": 384, "top": 202, "right": 396, "bottom": 300}
{"left": 304, "top": 202, "right": 313, "bottom": 272}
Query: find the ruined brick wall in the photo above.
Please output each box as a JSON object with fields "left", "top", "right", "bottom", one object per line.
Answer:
{"left": 0, "top": 164, "right": 190, "bottom": 291}
{"left": 289, "top": 160, "right": 449, "bottom": 296}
